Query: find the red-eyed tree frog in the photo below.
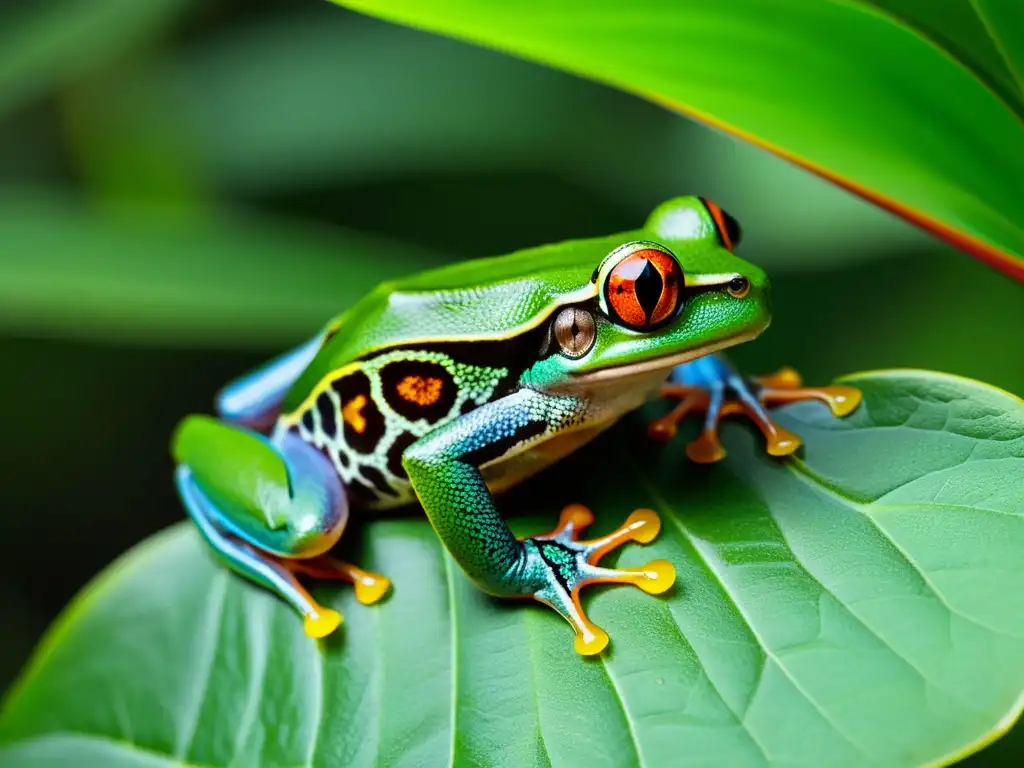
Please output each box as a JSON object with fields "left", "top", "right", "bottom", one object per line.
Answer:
{"left": 172, "top": 196, "right": 860, "bottom": 655}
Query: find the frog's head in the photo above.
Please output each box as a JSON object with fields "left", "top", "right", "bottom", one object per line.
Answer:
{"left": 530, "top": 196, "right": 770, "bottom": 391}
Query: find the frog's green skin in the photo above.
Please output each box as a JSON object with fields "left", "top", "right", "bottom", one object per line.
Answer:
{"left": 172, "top": 196, "right": 857, "bottom": 655}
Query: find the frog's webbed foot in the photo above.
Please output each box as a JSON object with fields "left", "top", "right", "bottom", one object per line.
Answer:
{"left": 522, "top": 504, "right": 675, "bottom": 656}
{"left": 648, "top": 361, "right": 861, "bottom": 463}
{"left": 281, "top": 555, "right": 392, "bottom": 607}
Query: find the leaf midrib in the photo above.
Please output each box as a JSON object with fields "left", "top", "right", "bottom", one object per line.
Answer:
{"left": 967, "top": 0, "right": 1024, "bottom": 99}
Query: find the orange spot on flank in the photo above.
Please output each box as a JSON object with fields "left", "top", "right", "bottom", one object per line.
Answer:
{"left": 397, "top": 375, "right": 443, "bottom": 407}
{"left": 342, "top": 394, "right": 368, "bottom": 434}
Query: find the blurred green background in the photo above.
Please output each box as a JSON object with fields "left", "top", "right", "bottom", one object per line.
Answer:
{"left": 1, "top": 0, "right": 1021, "bottom": 707}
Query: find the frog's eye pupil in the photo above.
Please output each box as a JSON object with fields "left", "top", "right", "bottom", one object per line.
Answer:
{"left": 603, "top": 246, "right": 684, "bottom": 330}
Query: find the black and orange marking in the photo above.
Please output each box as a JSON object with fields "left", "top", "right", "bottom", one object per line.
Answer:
{"left": 379, "top": 359, "right": 457, "bottom": 423}
{"left": 387, "top": 431, "right": 418, "bottom": 479}
{"left": 361, "top": 465, "right": 398, "bottom": 498}
{"left": 331, "top": 370, "right": 385, "bottom": 454}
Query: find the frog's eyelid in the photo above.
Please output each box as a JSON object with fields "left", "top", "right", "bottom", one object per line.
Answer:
{"left": 686, "top": 272, "right": 745, "bottom": 288}
{"left": 697, "top": 197, "right": 743, "bottom": 251}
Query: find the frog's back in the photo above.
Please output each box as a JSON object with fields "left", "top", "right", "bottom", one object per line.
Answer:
{"left": 275, "top": 231, "right": 639, "bottom": 508}
{"left": 282, "top": 231, "right": 639, "bottom": 411}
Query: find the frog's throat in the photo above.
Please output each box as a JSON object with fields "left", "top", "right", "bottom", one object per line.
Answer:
{"left": 567, "top": 329, "right": 763, "bottom": 385}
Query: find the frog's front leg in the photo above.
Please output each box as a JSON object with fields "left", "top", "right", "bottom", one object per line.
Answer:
{"left": 649, "top": 354, "right": 861, "bottom": 462}
{"left": 402, "top": 388, "right": 675, "bottom": 656}
{"left": 172, "top": 415, "right": 390, "bottom": 638}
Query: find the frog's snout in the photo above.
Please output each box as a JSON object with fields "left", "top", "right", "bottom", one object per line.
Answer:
{"left": 729, "top": 269, "right": 772, "bottom": 335}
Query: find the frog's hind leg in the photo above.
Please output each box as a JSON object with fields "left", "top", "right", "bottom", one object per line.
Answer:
{"left": 648, "top": 355, "right": 861, "bottom": 463}
{"left": 176, "top": 466, "right": 343, "bottom": 639}
{"left": 172, "top": 416, "right": 388, "bottom": 639}
{"left": 216, "top": 333, "right": 324, "bottom": 431}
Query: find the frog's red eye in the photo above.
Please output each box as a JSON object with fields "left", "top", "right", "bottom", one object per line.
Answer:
{"left": 605, "top": 247, "right": 684, "bottom": 330}
{"left": 699, "top": 197, "right": 743, "bottom": 251}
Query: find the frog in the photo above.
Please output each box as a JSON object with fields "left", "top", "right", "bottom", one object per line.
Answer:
{"left": 171, "top": 196, "right": 860, "bottom": 655}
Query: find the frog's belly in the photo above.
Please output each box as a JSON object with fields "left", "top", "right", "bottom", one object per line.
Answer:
{"left": 479, "top": 419, "right": 619, "bottom": 495}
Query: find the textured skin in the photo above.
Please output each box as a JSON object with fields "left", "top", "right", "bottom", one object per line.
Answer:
{"left": 402, "top": 387, "right": 587, "bottom": 593}
{"left": 284, "top": 348, "right": 515, "bottom": 508}
{"left": 281, "top": 197, "right": 763, "bottom": 413}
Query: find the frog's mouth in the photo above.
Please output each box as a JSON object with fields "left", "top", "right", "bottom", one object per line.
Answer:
{"left": 565, "top": 328, "right": 764, "bottom": 387}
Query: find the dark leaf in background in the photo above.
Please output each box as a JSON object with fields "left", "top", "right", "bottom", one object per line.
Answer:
{"left": 0, "top": 0, "right": 194, "bottom": 118}
{"left": 0, "top": 188, "right": 442, "bottom": 348}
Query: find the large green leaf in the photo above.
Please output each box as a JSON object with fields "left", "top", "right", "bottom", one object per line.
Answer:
{"left": 327, "top": 0, "right": 1024, "bottom": 282}
{"left": 2, "top": 370, "right": 1023, "bottom": 766}
{"left": 0, "top": 188, "right": 443, "bottom": 348}
{"left": 121, "top": 6, "right": 928, "bottom": 270}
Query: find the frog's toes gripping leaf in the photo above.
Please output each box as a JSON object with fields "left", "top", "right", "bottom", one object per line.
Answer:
{"left": 523, "top": 504, "right": 675, "bottom": 655}
{"left": 650, "top": 365, "right": 861, "bottom": 462}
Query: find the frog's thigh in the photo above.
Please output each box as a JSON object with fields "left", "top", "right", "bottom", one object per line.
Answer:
{"left": 173, "top": 416, "right": 348, "bottom": 556}
{"left": 176, "top": 466, "right": 341, "bottom": 637}
{"left": 172, "top": 416, "right": 349, "bottom": 637}
{"left": 216, "top": 332, "right": 324, "bottom": 430}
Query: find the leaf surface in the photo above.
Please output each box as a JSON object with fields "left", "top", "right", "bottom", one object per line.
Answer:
{"left": 2, "top": 371, "right": 1023, "bottom": 766}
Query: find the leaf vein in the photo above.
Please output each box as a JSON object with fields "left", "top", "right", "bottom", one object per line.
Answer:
{"left": 627, "top": 460, "right": 878, "bottom": 764}
{"left": 968, "top": 0, "right": 1024, "bottom": 98}
{"left": 175, "top": 571, "right": 228, "bottom": 761}
{"left": 787, "top": 461, "right": 1024, "bottom": 642}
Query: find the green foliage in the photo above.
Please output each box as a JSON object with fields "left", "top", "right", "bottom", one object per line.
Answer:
{"left": 0, "top": 189, "right": 439, "bottom": 348}
{"left": 330, "top": 0, "right": 1024, "bottom": 276}
{"left": 2, "top": 371, "right": 1023, "bottom": 767}
{"left": 0, "top": 0, "right": 192, "bottom": 119}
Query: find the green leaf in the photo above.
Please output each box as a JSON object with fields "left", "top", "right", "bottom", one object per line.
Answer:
{"left": 0, "top": 0, "right": 192, "bottom": 119}
{"left": 2, "top": 370, "right": 1023, "bottom": 766}
{"left": 127, "top": 6, "right": 929, "bottom": 270}
{"left": 328, "top": 0, "right": 1024, "bottom": 282}
{"left": 149, "top": 10, "right": 626, "bottom": 192}
{"left": 0, "top": 188, "right": 443, "bottom": 348}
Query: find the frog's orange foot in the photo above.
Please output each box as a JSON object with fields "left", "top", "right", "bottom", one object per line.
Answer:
{"left": 527, "top": 504, "right": 675, "bottom": 655}
{"left": 279, "top": 554, "right": 392, "bottom": 638}
{"left": 648, "top": 366, "right": 861, "bottom": 464}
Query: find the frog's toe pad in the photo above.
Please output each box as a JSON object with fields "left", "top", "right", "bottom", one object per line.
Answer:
{"left": 653, "top": 367, "right": 861, "bottom": 462}
{"left": 825, "top": 386, "right": 862, "bottom": 417}
{"left": 304, "top": 608, "right": 343, "bottom": 639}
{"left": 686, "top": 431, "right": 727, "bottom": 464}
{"left": 354, "top": 574, "right": 392, "bottom": 606}
{"left": 575, "top": 625, "right": 610, "bottom": 656}
{"left": 628, "top": 560, "right": 676, "bottom": 594}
